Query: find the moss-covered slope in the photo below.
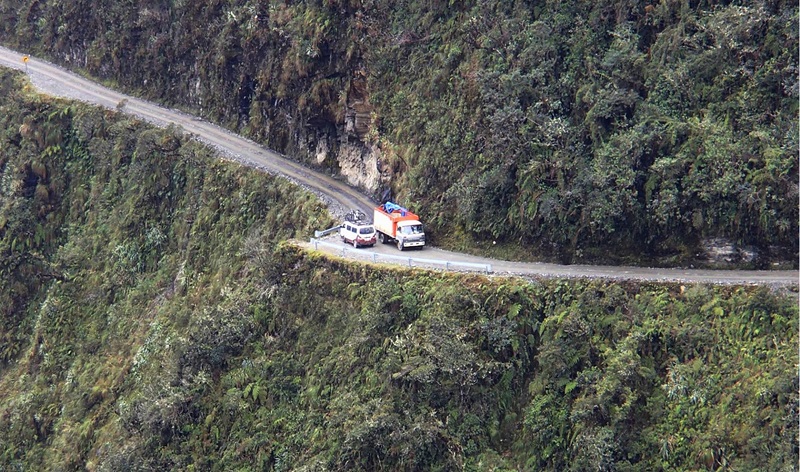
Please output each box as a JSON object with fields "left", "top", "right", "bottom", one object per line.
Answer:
{"left": 0, "top": 70, "right": 797, "bottom": 471}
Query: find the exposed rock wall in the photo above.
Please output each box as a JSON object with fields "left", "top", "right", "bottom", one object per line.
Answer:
{"left": 314, "top": 135, "right": 383, "bottom": 193}
{"left": 310, "top": 74, "right": 383, "bottom": 194}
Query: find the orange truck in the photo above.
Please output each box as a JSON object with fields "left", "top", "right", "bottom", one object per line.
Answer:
{"left": 373, "top": 202, "right": 426, "bottom": 251}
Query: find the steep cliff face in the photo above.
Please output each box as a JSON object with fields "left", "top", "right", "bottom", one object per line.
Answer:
{"left": 312, "top": 74, "right": 384, "bottom": 191}
{"left": 1, "top": 1, "right": 797, "bottom": 264}
{"left": 0, "top": 1, "right": 385, "bottom": 195}
{"left": 0, "top": 70, "right": 797, "bottom": 472}
{"left": 0, "top": 68, "right": 336, "bottom": 469}
{"left": 316, "top": 137, "right": 383, "bottom": 191}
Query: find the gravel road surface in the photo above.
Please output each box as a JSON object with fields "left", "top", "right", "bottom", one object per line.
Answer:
{"left": 2, "top": 46, "right": 797, "bottom": 286}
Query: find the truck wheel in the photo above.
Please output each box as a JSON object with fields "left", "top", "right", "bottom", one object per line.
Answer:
{"left": 397, "top": 241, "right": 404, "bottom": 251}
{"left": 378, "top": 233, "right": 385, "bottom": 244}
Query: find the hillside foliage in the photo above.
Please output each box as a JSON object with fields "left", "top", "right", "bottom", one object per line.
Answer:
{"left": 0, "top": 70, "right": 797, "bottom": 471}
{"left": 0, "top": 0, "right": 796, "bottom": 264}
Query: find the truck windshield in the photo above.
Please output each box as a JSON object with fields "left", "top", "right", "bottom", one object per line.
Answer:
{"left": 400, "top": 224, "right": 423, "bottom": 235}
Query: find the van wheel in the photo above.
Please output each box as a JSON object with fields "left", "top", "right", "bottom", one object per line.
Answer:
{"left": 353, "top": 239, "right": 358, "bottom": 248}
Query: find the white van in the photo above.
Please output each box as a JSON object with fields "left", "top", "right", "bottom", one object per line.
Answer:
{"left": 340, "top": 221, "right": 377, "bottom": 248}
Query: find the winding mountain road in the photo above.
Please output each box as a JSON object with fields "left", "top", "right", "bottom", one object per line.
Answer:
{"left": 1, "top": 46, "right": 797, "bottom": 286}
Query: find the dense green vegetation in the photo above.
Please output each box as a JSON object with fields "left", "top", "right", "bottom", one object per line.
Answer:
{"left": 0, "top": 69, "right": 333, "bottom": 468}
{"left": 1, "top": 69, "right": 797, "bottom": 470}
{"left": 1, "top": 0, "right": 796, "bottom": 264}
{"left": 372, "top": 0, "right": 798, "bottom": 264}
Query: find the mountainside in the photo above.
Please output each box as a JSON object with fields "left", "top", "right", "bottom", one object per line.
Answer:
{"left": 1, "top": 0, "right": 796, "bottom": 265}
{"left": 1, "top": 69, "right": 797, "bottom": 471}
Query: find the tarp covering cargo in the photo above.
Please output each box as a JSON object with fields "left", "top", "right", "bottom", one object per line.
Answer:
{"left": 380, "top": 202, "right": 407, "bottom": 216}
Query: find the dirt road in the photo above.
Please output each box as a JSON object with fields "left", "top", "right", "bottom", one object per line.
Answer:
{"left": 0, "top": 46, "right": 374, "bottom": 218}
{"left": 2, "top": 46, "right": 797, "bottom": 286}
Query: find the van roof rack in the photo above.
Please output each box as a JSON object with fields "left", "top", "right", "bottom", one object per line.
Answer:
{"left": 344, "top": 209, "right": 369, "bottom": 224}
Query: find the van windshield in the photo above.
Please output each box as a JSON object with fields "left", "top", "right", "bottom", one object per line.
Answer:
{"left": 399, "top": 224, "right": 423, "bottom": 235}
{"left": 359, "top": 226, "right": 375, "bottom": 235}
